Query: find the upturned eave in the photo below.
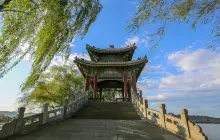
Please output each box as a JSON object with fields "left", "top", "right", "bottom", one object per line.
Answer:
{"left": 86, "top": 44, "right": 137, "bottom": 61}
{"left": 74, "top": 57, "right": 148, "bottom": 80}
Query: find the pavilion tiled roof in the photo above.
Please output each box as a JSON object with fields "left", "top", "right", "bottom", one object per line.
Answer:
{"left": 74, "top": 56, "right": 148, "bottom": 80}
{"left": 74, "top": 57, "right": 147, "bottom": 67}
{"left": 86, "top": 44, "right": 137, "bottom": 54}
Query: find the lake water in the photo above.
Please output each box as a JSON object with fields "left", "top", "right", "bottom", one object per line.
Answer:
{"left": 198, "top": 124, "right": 220, "bottom": 140}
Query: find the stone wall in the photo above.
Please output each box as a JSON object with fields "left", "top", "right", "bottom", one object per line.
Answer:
{"left": 131, "top": 90, "right": 208, "bottom": 140}
{"left": 0, "top": 91, "right": 89, "bottom": 140}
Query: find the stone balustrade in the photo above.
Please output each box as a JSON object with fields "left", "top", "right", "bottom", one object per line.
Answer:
{"left": 88, "top": 97, "right": 105, "bottom": 102}
{"left": 0, "top": 91, "right": 89, "bottom": 140}
{"left": 131, "top": 90, "right": 208, "bottom": 140}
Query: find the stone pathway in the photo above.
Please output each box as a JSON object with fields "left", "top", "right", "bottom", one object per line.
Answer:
{"left": 15, "top": 119, "right": 182, "bottom": 140}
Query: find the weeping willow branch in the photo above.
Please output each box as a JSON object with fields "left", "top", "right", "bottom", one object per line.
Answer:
{"left": 128, "top": 0, "right": 220, "bottom": 50}
{"left": 0, "top": 0, "right": 102, "bottom": 91}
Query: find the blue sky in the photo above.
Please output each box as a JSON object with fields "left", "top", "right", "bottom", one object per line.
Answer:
{"left": 0, "top": 0, "right": 220, "bottom": 117}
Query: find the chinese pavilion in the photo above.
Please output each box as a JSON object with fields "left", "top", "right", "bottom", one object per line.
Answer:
{"left": 74, "top": 44, "right": 148, "bottom": 101}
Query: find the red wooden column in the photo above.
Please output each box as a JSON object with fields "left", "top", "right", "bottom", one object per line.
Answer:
{"left": 85, "top": 74, "right": 90, "bottom": 91}
{"left": 93, "top": 74, "right": 97, "bottom": 98}
{"left": 132, "top": 75, "right": 137, "bottom": 93}
{"left": 123, "top": 72, "right": 127, "bottom": 100}
{"left": 122, "top": 88, "right": 124, "bottom": 99}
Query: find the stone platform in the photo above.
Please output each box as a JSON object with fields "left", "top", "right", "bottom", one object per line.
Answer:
{"left": 14, "top": 119, "right": 181, "bottom": 140}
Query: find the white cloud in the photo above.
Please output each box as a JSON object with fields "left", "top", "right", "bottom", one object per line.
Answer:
{"left": 163, "top": 49, "right": 220, "bottom": 91}
{"left": 153, "top": 55, "right": 160, "bottom": 59}
{"left": 48, "top": 53, "right": 90, "bottom": 74}
{"left": 69, "top": 38, "right": 76, "bottom": 48}
{"left": 187, "top": 45, "right": 192, "bottom": 49}
{"left": 138, "top": 77, "right": 159, "bottom": 89}
{"left": 141, "top": 64, "right": 171, "bottom": 76}
{"left": 137, "top": 64, "right": 168, "bottom": 94}
{"left": 51, "top": 53, "right": 90, "bottom": 66}
{"left": 147, "top": 93, "right": 169, "bottom": 100}
{"left": 15, "top": 38, "right": 76, "bottom": 61}
{"left": 168, "top": 49, "right": 220, "bottom": 71}
{"left": 124, "top": 36, "right": 140, "bottom": 46}
{"left": 129, "top": 0, "right": 139, "bottom": 5}
{"left": 124, "top": 35, "right": 150, "bottom": 47}
{"left": 14, "top": 43, "right": 34, "bottom": 61}
{"left": 146, "top": 90, "right": 220, "bottom": 117}
{"left": 142, "top": 48, "right": 220, "bottom": 117}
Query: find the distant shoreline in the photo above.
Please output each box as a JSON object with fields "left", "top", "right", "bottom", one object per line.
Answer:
{"left": 196, "top": 122, "right": 220, "bottom": 124}
{"left": 168, "top": 113, "right": 220, "bottom": 124}
{"left": 1, "top": 111, "right": 220, "bottom": 124}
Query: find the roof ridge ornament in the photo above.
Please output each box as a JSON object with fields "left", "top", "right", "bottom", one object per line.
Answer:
{"left": 109, "top": 45, "right": 114, "bottom": 49}
{"left": 86, "top": 44, "right": 91, "bottom": 48}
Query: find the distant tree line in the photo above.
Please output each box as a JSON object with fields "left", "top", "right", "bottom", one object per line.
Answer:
{"left": 168, "top": 113, "right": 220, "bottom": 124}
{"left": 0, "top": 115, "right": 12, "bottom": 123}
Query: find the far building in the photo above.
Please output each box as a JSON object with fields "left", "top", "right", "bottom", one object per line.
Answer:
{"left": 74, "top": 44, "right": 148, "bottom": 101}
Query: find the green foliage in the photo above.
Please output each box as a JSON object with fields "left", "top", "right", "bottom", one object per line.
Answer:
{"left": 19, "top": 64, "right": 84, "bottom": 108}
{"left": 102, "top": 91, "right": 114, "bottom": 101}
{"left": 128, "top": 0, "right": 219, "bottom": 49}
{"left": 0, "top": 0, "right": 102, "bottom": 91}
{"left": 101, "top": 91, "right": 121, "bottom": 101}
{"left": 0, "top": 115, "right": 12, "bottom": 123}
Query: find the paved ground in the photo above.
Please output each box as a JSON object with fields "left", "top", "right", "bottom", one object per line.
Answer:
{"left": 15, "top": 119, "right": 182, "bottom": 140}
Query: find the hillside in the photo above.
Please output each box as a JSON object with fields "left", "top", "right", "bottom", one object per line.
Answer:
{"left": 168, "top": 113, "right": 220, "bottom": 124}
{"left": 0, "top": 115, "right": 12, "bottom": 123}
{"left": 0, "top": 111, "right": 16, "bottom": 118}
{"left": 0, "top": 111, "right": 35, "bottom": 118}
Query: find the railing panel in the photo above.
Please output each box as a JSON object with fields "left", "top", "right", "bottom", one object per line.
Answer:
{"left": 88, "top": 98, "right": 104, "bottom": 102}
{"left": 67, "top": 104, "right": 73, "bottom": 116}
{"left": 164, "top": 114, "right": 184, "bottom": 136}
{"left": 0, "top": 119, "right": 16, "bottom": 139}
{"left": 48, "top": 108, "right": 64, "bottom": 122}
{"left": 22, "top": 113, "right": 43, "bottom": 134}
{"left": 146, "top": 108, "right": 160, "bottom": 124}
{"left": 165, "top": 114, "right": 181, "bottom": 124}
{"left": 188, "top": 121, "right": 208, "bottom": 140}
{"left": 131, "top": 89, "right": 208, "bottom": 140}
{"left": 166, "top": 121, "right": 178, "bottom": 132}
{"left": 147, "top": 108, "right": 160, "bottom": 116}
{"left": 0, "top": 91, "right": 89, "bottom": 140}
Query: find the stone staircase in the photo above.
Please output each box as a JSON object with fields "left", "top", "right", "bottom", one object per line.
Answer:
{"left": 13, "top": 102, "right": 182, "bottom": 140}
{"left": 72, "top": 102, "right": 141, "bottom": 120}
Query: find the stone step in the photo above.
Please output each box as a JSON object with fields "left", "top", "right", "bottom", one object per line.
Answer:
{"left": 74, "top": 111, "right": 139, "bottom": 115}
{"left": 73, "top": 102, "right": 140, "bottom": 120}
{"left": 86, "top": 104, "right": 135, "bottom": 107}
{"left": 73, "top": 112, "right": 140, "bottom": 116}
{"left": 78, "top": 109, "right": 138, "bottom": 112}
{"left": 88, "top": 102, "right": 132, "bottom": 106}
{"left": 72, "top": 116, "right": 141, "bottom": 120}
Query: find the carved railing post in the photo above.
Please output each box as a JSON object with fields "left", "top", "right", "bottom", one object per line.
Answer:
{"left": 72, "top": 94, "right": 75, "bottom": 102}
{"left": 42, "top": 103, "right": 49, "bottom": 124}
{"left": 140, "top": 97, "right": 146, "bottom": 118}
{"left": 180, "top": 109, "right": 191, "bottom": 138}
{"left": 159, "top": 104, "right": 166, "bottom": 128}
{"left": 14, "top": 107, "right": 25, "bottom": 135}
{"left": 63, "top": 98, "right": 68, "bottom": 118}
{"left": 144, "top": 99, "right": 148, "bottom": 118}
{"left": 72, "top": 94, "right": 76, "bottom": 113}
{"left": 139, "top": 90, "right": 142, "bottom": 101}
{"left": 144, "top": 99, "right": 148, "bottom": 108}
